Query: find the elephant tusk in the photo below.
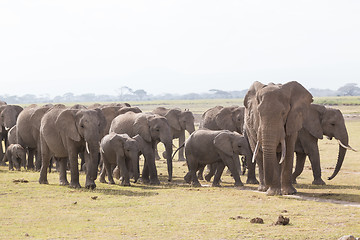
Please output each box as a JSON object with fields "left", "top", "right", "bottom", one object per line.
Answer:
{"left": 252, "top": 141, "right": 259, "bottom": 164}
{"left": 279, "top": 138, "right": 286, "bottom": 165}
{"left": 100, "top": 146, "right": 104, "bottom": 154}
{"left": 337, "top": 139, "right": 358, "bottom": 152}
{"left": 5, "top": 126, "right": 10, "bottom": 131}
{"left": 86, "top": 141, "right": 90, "bottom": 154}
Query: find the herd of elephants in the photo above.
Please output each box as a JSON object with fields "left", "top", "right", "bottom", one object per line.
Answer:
{"left": 0, "top": 81, "right": 356, "bottom": 196}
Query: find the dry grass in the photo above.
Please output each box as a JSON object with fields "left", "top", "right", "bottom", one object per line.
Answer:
{"left": 1, "top": 100, "right": 359, "bottom": 239}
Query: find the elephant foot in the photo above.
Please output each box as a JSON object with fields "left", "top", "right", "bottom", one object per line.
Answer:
{"left": 292, "top": 178, "right": 297, "bottom": 184}
{"left": 59, "top": 180, "right": 69, "bottom": 186}
{"left": 234, "top": 181, "right": 244, "bottom": 187}
{"left": 155, "top": 156, "right": 161, "bottom": 161}
{"left": 39, "top": 178, "right": 49, "bottom": 184}
{"left": 246, "top": 178, "right": 259, "bottom": 185}
{"left": 197, "top": 174, "right": 204, "bottom": 180}
{"left": 141, "top": 177, "right": 151, "bottom": 184}
{"left": 178, "top": 157, "right": 186, "bottom": 161}
{"left": 281, "top": 185, "right": 297, "bottom": 195}
{"left": 184, "top": 173, "right": 191, "bottom": 183}
{"left": 150, "top": 179, "right": 160, "bottom": 185}
{"left": 121, "top": 182, "right": 131, "bottom": 187}
{"left": 192, "top": 181, "right": 201, "bottom": 187}
{"left": 257, "top": 184, "right": 268, "bottom": 192}
{"left": 266, "top": 187, "right": 282, "bottom": 196}
{"left": 85, "top": 182, "right": 96, "bottom": 190}
{"left": 312, "top": 178, "right": 326, "bottom": 185}
{"left": 70, "top": 182, "right": 82, "bottom": 189}
{"left": 99, "top": 177, "right": 107, "bottom": 183}
{"left": 212, "top": 182, "right": 222, "bottom": 187}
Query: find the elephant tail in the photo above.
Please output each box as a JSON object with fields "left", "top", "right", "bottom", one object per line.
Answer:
{"left": 171, "top": 143, "right": 185, "bottom": 161}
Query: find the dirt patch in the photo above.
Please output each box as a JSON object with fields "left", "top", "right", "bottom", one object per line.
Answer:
{"left": 275, "top": 215, "right": 290, "bottom": 225}
{"left": 250, "top": 217, "right": 264, "bottom": 224}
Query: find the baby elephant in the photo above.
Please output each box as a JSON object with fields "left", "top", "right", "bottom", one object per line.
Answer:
{"left": 99, "top": 133, "right": 140, "bottom": 186}
{"left": 2, "top": 144, "right": 27, "bottom": 171}
{"left": 182, "top": 129, "right": 251, "bottom": 187}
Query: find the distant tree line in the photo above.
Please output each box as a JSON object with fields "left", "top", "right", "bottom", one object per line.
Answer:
{"left": 1, "top": 83, "right": 359, "bottom": 104}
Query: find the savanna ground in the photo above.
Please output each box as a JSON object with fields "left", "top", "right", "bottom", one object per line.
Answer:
{"left": 1, "top": 97, "right": 360, "bottom": 239}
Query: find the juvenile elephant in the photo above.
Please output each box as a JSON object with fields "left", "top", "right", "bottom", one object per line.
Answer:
{"left": 16, "top": 104, "right": 53, "bottom": 170}
{"left": 39, "top": 105, "right": 106, "bottom": 189}
{"left": 244, "top": 81, "right": 313, "bottom": 195}
{"left": 110, "top": 112, "right": 173, "bottom": 184}
{"left": 182, "top": 129, "right": 251, "bottom": 187}
{"left": 99, "top": 133, "right": 140, "bottom": 186}
{"left": 2, "top": 144, "right": 26, "bottom": 171}
{"left": 293, "top": 104, "right": 356, "bottom": 185}
{"left": 152, "top": 107, "right": 195, "bottom": 161}
{"left": 199, "top": 105, "right": 257, "bottom": 184}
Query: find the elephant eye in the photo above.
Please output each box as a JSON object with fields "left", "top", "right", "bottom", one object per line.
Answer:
{"left": 80, "top": 124, "right": 84, "bottom": 128}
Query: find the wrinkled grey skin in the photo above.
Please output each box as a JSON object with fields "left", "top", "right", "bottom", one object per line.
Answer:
{"left": 109, "top": 112, "right": 173, "bottom": 184}
{"left": 7, "top": 125, "right": 17, "bottom": 145}
{"left": 39, "top": 105, "right": 106, "bottom": 189}
{"left": 2, "top": 144, "right": 26, "bottom": 171}
{"left": 152, "top": 107, "right": 195, "bottom": 161}
{"left": 199, "top": 105, "right": 258, "bottom": 184}
{"left": 0, "top": 104, "right": 23, "bottom": 160}
{"left": 183, "top": 129, "right": 251, "bottom": 187}
{"left": 293, "top": 104, "right": 352, "bottom": 185}
{"left": 244, "top": 81, "right": 313, "bottom": 195}
{"left": 99, "top": 133, "right": 140, "bottom": 186}
{"left": 16, "top": 104, "right": 53, "bottom": 170}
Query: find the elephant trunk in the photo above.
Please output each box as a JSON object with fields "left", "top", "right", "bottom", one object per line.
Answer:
{"left": 328, "top": 132, "right": 349, "bottom": 180}
{"left": 130, "top": 152, "right": 140, "bottom": 183}
{"left": 85, "top": 142, "right": 100, "bottom": 189}
{"left": 187, "top": 123, "right": 195, "bottom": 134}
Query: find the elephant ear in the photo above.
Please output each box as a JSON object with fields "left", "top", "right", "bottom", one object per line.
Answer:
{"left": 14, "top": 105, "right": 23, "bottom": 116}
{"left": 214, "top": 131, "right": 233, "bottom": 157}
{"left": 95, "top": 108, "right": 107, "bottom": 133}
{"left": 283, "top": 81, "right": 313, "bottom": 136}
{"left": 30, "top": 107, "right": 50, "bottom": 131}
{"left": 165, "top": 109, "right": 182, "bottom": 131}
{"left": 244, "top": 81, "right": 266, "bottom": 108}
{"left": 133, "top": 114, "right": 152, "bottom": 142}
{"left": 55, "top": 109, "right": 81, "bottom": 142}
{"left": 303, "top": 104, "right": 324, "bottom": 139}
{"left": 109, "top": 134, "right": 126, "bottom": 158}
{"left": 215, "top": 107, "right": 236, "bottom": 131}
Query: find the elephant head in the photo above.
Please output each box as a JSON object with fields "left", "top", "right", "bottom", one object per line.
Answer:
{"left": 0, "top": 105, "right": 23, "bottom": 132}
{"left": 165, "top": 108, "right": 195, "bottom": 135}
{"left": 134, "top": 113, "right": 173, "bottom": 181}
{"left": 215, "top": 106, "right": 245, "bottom": 133}
{"left": 55, "top": 108, "right": 106, "bottom": 188}
{"left": 303, "top": 104, "right": 355, "bottom": 180}
{"left": 244, "top": 81, "right": 313, "bottom": 195}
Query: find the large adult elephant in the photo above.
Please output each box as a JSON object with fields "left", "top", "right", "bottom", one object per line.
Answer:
{"left": 109, "top": 112, "right": 173, "bottom": 184}
{"left": 244, "top": 81, "right": 313, "bottom": 195}
{"left": 39, "top": 105, "right": 106, "bottom": 189}
{"left": 292, "top": 104, "right": 356, "bottom": 185}
{"left": 16, "top": 104, "right": 52, "bottom": 170}
{"left": 0, "top": 104, "right": 23, "bottom": 160}
{"left": 152, "top": 107, "right": 195, "bottom": 161}
{"left": 199, "top": 105, "right": 257, "bottom": 184}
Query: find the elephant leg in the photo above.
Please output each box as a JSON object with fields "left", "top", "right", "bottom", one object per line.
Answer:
{"left": 104, "top": 161, "right": 115, "bottom": 185}
{"left": 308, "top": 146, "right": 325, "bottom": 185}
{"left": 79, "top": 152, "right": 85, "bottom": 171}
{"left": 197, "top": 165, "right": 205, "bottom": 180}
{"left": 27, "top": 149, "right": 35, "bottom": 170}
{"left": 292, "top": 152, "right": 306, "bottom": 184}
{"left": 142, "top": 151, "right": 160, "bottom": 185}
{"left": 58, "top": 158, "right": 69, "bottom": 186}
{"left": 8, "top": 158, "right": 14, "bottom": 170}
{"left": 256, "top": 153, "right": 267, "bottom": 192}
{"left": 178, "top": 133, "right": 186, "bottom": 161}
{"left": 205, "top": 163, "right": 216, "bottom": 182}
{"left": 68, "top": 150, "right": 81, "bottom": 188}
{"left": 39, "top": 141, "right": 50, "bottom": 184}
{"left": 212, "top": 162, "right": 225, "bottom": 187}
{"left": 281, "top": 134, "right": 298, "bottom": 195}
{"left": 246, "top": 156, "right": 259, "bottom": 184}
{"left": 35, "top": 149, "right": 42, "bottom": 171}
{"left": 187, "top": 157, "right": 201, "bottom": 187}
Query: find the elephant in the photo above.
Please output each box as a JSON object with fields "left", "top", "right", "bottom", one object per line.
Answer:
{"left": 199, "top": 105, "right": 258, "bottom": 184}
{"left": 99, "top": 132, "right": 140, "bottom": 186}
{"left": 2, "top": 144, "right": 26, "bottom": 171}
{"left": 292, "top": 104, "right": 356, "bottom": 185}
{"left": 181, "top": 129, "right": 252, "bottom": 187}
{"left": 244, "top": 81, "right": 313, "bottom": 195}
{"left": 0, "top": 104, "right": 23, "bottom": 160}
{"left": 109, "top": 112, "right": 173, "bottom": 184}
{"left": 7, "top": 125, "right": 17, "bottom": 145}
{"left": 152, "top": 107, "right": 195, "bottom": 161}
{"left": 16, "top": 104, "right": 53, "bottom": 170}
{"left": 39, "top": 104, "right": 106, "bottom": 189}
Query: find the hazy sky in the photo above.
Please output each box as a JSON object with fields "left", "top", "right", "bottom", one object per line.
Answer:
{"left": 1, "top": 0, "right": 360, "bottom": 97}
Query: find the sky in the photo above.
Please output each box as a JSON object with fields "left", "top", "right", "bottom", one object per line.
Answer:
{"left": 1, "top": 0, "right": 360, "bottom": 97}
